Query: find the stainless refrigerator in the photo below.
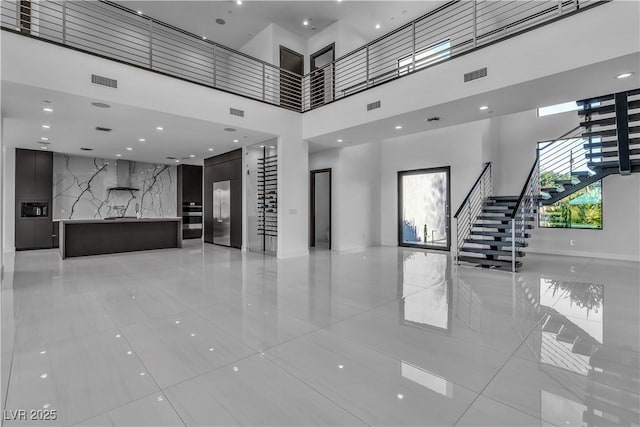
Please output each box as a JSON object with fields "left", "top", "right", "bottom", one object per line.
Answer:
{"left": 212, "top": 180, "right": 231, "bottom": 246}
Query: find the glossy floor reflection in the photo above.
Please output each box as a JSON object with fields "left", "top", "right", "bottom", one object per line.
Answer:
{"left": 2, "top": 242, "right": 639, "bottom": 426}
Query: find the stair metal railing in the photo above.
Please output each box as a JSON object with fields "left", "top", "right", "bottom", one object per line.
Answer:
{"left": 0, "top": 0, "right": 303, "bottom": 110}
{"left": 454, "top": 162, "right": 492, "bottom": 265}
{"left": 301, "top": 0, "right": 606, "bottom": 111}
{"left": 510, "top": 154, "right": 540, "bottom": 272}
{"left": 538, "top": 126, "right": 587, "bottom": 186}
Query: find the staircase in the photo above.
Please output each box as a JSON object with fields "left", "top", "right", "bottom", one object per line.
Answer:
{"left": 455, "top": 88, "right": 640, "bottom": 272}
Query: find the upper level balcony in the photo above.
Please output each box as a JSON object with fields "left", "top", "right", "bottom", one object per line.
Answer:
{"left": 1, "top": 0, "right": 607, "bottom": 113}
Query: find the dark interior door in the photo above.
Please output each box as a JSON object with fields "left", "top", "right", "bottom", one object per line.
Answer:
{"left": 310, "top": 44, "right": 335, "bottom": 109}
{"left": 279, "top": 46, "right": 303, "bottom": 111}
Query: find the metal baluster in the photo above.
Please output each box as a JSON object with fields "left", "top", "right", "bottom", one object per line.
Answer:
{"left": 557, "top": 0, "right": 563, "bottom": 15}
{"left": 365, "top": 45, "right": 370, "bottom": 88}
{"left": 472, "top": 0, "right": 477, "bottom": 47}
{"left": 411, "top": 21, "right": 416, "bottom": 73}
{"left": 262, "top": 63, "right": 266, "bottom": 101}
{"left": 511, "top": 217, "right": 516, "bottom": 272}
{"left": 148, "top": 19, "right": 153, "bottom": 68}
{"left": 62, "top": 1, "right": 67, "bottom": 44}
{"left": 213, "top": 44, "right": 217, "bottom": 87}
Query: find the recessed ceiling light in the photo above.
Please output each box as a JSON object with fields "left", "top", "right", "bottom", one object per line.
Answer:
{"left": 40, "top": 146, "right": 48, "bottom": 150}
{"left": 617, "top": 72, "right": 633, "bottom": 79}
{"left": 337, "top": 139, "right": 343, "bottom": 143}
{"left": 175, "top": 159, "right": 180, "bottom": 163}
{"left": 156, "top": 126, "right": 164, "bottom": 131}
{"left": 208, "top": 148, "right": 214, "bottom": 151}
{"left": 479, "top": 105, "right": 489, "bottom": 110}
{"left": 260, "top": 145, "right": 265, "bottom": 148}
{"left": 138, "top": 138, "right": 146, "bottom": 142}
{"left": 41, "top": 124, "right": 51, "bottom": 129}
{"left": 375, "top": 24, "right": 381, "bottom": 29}
{"left": 189, "top": 154, "right": 195, "bottom": 158}
{"left": 303, "top": 19, "right": 309, "bottom": 26}
{"left": 42, "top": 107, "right": 53, "bottom": 112}
{"left": 126, "top": 147, "right": 133, "bottom": 151}
{"left": 202, "top": 36, "right": 207, "bottom": 40}
{"left": 270, "top": 146, "right": 275, "bottom": 149}
{"left": 394, "top": 125, "right": 403, "bottom": 130}
{"left": 236, "top": 0, "right": 242, "bottom": 5}
{"left": 233, "top": 139, "right": 239, "bottom": 143}
{"left": 41, "top": 137, "right": 49, "bottom": 141}
{"left": 137, "top": 10, "right": 142, "bottom": 14}
{"left": 116, "top": 154, "right": 122, "bottom": 157}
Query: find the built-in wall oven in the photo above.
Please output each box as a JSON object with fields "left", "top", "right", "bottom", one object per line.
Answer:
{"left": 21, "top": 202, "right": 49, "bottom": 217}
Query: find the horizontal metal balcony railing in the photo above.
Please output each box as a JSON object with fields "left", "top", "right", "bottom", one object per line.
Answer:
{"left": 301, "top": 0, "right": 606, "bottom": 111}
{"left": 1, "top": 0, "right": 607, "bottom": 113}
{"left": 0, "top": 0, "right": 303, "bottom": 111}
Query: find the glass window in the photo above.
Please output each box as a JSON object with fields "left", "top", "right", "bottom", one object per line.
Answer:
{"left": 538, "top": 138, "right": 603, "bottom": 229}
{"left": 398, "top": 39, "right": 451, "bottom": 76}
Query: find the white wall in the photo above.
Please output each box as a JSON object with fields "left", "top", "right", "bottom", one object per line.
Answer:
{"left": 308, "top": 20, "right": 367, "bottom": 61}
{"left": 240, "top": 24, "right": 274, "bottom": 64}
{"left": 310, "top": 142, "right": 381, "bottom": 252}
{"left": 2, "top": 148, "right": 15, "bottom": 255}
{"left": 380, "top": 120, "right": 487, "bottom": 247}
{"left": 314, "top": 171, "right": 331, "bottom": 243}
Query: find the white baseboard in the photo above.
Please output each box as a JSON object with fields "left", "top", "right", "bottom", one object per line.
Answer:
{"left": 526, "top": 248, "right": 639, "bottom": 262}
{"left": 276, "top": 249, "right": 309, "bottom": 259}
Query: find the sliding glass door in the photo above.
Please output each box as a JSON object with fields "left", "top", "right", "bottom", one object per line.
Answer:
{"left": 398, "top": 167, "right": 450, "bottom": 250}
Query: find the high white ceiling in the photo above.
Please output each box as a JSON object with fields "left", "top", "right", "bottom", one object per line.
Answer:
{"left": 115, "top": 1, "right": 443, "bottom": 50}
{"left": 1, "top": 82, "right": 275, "bottom": 165}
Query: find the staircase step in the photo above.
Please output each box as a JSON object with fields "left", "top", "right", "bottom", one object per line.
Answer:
{"left": 460, "top": 247, "right": 525, "bottom": 257}
{"left": 482, "top": 207, "right": 514, "bottom": 213}
{"left": 582, "top": 129, "right": 617, "bottom": 138}
{"left": 488, "top": 196, "right": 519, "bottom": 201}
{"left": 571, "top": 170, "right": 591, "bottom": 177}
{"left": 542, "top": 315, "right": 563, "bottom": 334}
{"left": 484, "top": 200, "right": 517, "bottom": 206}
{"left": 588, "top": 161, "right": 621, "bottom": 169}
{"left": 470, "top": 231, "right": 531, "bottom": 238}
{"left": 584, "top": 140, "right": 618, "bottom": 150}
{"left": 478, "top": 215, "right": 536, "bottom": 221}
{"left": 578, "top": 103, "right": 615, "bottom": 116}
{"left": 580, "top": 116, "right": 616, "bottom": 128}
{"left": 554, "top": 179, "right": 574, "bottom": 186}
{"left": 457, "top": 255, "right": 522, "bottom": 269}
{"left": 464, "top": 238, "right": 528, "bottom": 248}
{"left": 472, "top": 223, "right": 534, "bottom": 230}
{"left": 585, "top": 150, "right": 619, "bottom": 159}
{"left": 541, "top": 187, "right": 559, "bottom": 193}
{"left": 556, "top": 326, "right": 579, "bottom": 344}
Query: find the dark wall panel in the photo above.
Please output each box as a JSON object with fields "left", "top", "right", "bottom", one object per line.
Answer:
{"left": 204, "top": 149, "right": 242, "bottom": 248}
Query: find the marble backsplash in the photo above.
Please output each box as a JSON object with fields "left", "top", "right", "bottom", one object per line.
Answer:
{"left": 53, "top": 154, "right": 177, "bottom": 219}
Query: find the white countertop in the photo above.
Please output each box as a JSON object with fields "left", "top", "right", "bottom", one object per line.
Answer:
{"left": 58, "top": 217, "right": 182, "bottom": 224}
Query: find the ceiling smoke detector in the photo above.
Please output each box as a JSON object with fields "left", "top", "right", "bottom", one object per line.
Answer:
{"left": 80, "top": 147, "right": 94, "bottom": 151}
{"left": 216, "top": 18, "right": 226, "bottom": 25}
{"left": 91, "top": 102, "right": 111, "bottom": 108}
{"left": 426, "top": 117, "right": 441, "bottom": 122}
{"left": 95, "top": 126, "right": 112, "bottom": 132}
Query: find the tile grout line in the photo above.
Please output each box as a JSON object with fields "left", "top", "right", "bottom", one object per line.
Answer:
{"left": 452, "top": 294, "right": 548, "bottom": 426}
{"left": 92, "top": 291, "right": 191, "bottom": 427}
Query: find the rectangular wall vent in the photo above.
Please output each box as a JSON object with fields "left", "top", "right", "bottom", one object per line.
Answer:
{"left": 230, "top": 108, "right": 245, "bottom": 117}
{"left": 464, "top": 67, "right": 487, "bottom": 82}
{"left": 91, "top": 74, "right": 118, "bottom": 88}
{"left": 367, "top": 100, "right": 381, "bottom": 111}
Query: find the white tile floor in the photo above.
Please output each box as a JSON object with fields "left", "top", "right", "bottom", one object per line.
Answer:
{"left": 1, "top": 241, "right": 638, "bottom": 426}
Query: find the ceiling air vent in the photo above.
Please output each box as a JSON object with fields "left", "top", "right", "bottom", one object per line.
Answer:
{"left": 230, "top": 108, "right": 244, "bottom": 117}
{"left": 91, "top": 74, "right": 118, "bottom": 88}
{"left": 464, "top": 67, "right": 487, "bottom": 82}
{"left": 95, "top": 126, "right": 112, "bottom": 132}
{"left": 367, "top": 100, "right": 381, "bottom": 111}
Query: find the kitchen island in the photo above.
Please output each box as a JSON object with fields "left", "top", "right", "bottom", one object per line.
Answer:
{"left": 59, "top": 217, "right": 182, "bottom": 259}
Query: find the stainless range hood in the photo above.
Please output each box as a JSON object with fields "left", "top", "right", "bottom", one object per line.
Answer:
{"left": 107, "top": 159, "right": 140, "bottom": 192}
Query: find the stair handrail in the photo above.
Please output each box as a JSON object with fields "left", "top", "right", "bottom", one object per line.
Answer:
{"left": 454, "top": 162, "right": 492, "bottom": 219}
{"left": 454, "top": 162, "right": 492, "bottom": 265}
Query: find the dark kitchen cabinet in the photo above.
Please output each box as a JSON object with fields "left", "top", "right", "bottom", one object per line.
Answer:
{"left": 15, "top": 148, "right": 53, "bottom": 250}
{"left": 204, "top": 149, "right": 242, "bottom": 248}
{"left": 177, "top": 165, "right": 203, "bottom": 240}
